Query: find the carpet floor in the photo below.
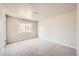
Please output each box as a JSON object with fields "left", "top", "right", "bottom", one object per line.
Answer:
{"left": 2, "top": 38, "right": 76, "bottom": 56}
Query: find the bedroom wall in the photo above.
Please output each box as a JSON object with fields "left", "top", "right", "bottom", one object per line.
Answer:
{"left": 77, "top": 4, "right": 79, "bottom": 56}
{"left": 0, "top": 4, "right": 38, "bottom": 43}
{"left": 38, "top": 10, "right": 76, "bottom": 48}
{"left": 0, "top": 5, "right": 6, "bottom": 55}
{"left": 6, "top": 15, "right": 38, "bottom": 43}
{"left": 0, "top": 6, "right": 3, "bottom": 55}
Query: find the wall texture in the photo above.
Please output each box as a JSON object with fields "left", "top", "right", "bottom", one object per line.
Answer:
{"left": 77, "top": 4, "right": 79, "bottom": 56}
{"left": 38, "top": 11, "right": 76, "bottom": 48}
{"left": 0, "top": 5, "right": 6, "bottom": 55}
{"left": 0, "top": 4, "right": 37, "bottom": 44}
{"left": 6, "top": 15, "right": 38, "bottom": 43}
{"left": 0, "top": 6, "right": 3, "bottom": 55}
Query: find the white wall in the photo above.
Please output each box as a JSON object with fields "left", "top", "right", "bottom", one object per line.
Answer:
{"left": 6, "top": 15, "right": 38, "bottom": 43}
{"left": 0, "top": 6, "right": 3, "bottom": 55}
{"left": 77, "top": 4, "right": 79, "bottom": 56}
{"left": 38, "top": 10, "right": 76, "bottom": 48}
{"left": 0, "top": 5, "right": 6, "bottom": 55}
{"left": 1, "top": 3, "right": 37, "bottom": 42}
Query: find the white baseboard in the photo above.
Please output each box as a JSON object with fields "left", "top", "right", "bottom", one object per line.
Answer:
{"left": 46, "top": 39, "right": 76, "bottom": 49}
{"left": 37, "top": 38, "right": 76, "bottom": 49}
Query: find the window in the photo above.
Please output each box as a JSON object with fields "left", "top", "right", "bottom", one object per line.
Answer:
{"left": 25, "top": 24, "right": 32, "bottom": 32}
{"left": 17, "top": 22, "right": 32, "bottom": 34}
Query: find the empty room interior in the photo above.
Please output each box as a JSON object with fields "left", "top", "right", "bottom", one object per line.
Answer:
{"left": 0, "top": 3, "right": 79, "bottom": 56}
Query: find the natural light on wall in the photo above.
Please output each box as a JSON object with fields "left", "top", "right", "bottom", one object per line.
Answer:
{"left": 17, "top": 5, "right": 33, "bottom": 19}
{"left": 6, "top": 15, "right": 37, "bottom": 43}
{"left": 17, "top": 22, "right": 32, "bottom": 34}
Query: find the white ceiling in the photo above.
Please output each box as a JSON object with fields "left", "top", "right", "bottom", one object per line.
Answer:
{"left": 1, "top": 3, "right": 76, "bottom": 21}
{"left": 30, "top": 3, "right": 76, "bottom": 20}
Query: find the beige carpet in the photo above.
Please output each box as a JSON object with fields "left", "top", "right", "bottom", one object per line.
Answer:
{"left": 2, "top": 38, "right": 76, "bottom": 56}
